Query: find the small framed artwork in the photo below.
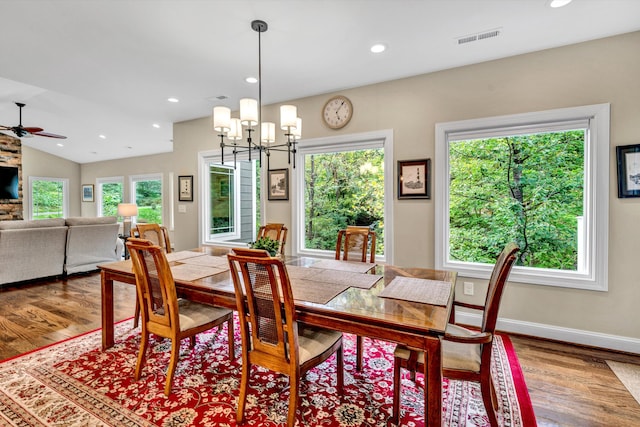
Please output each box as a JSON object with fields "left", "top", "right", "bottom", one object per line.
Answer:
{"left": 178, "top": 175, "right": 194, "bottom": 202}
{"left": 398, "top": 159, "right": 431, "bottom": 199}
{"left": 268, "top": 168, "right": 289, "bottom": 201}
{"left": 82, "top": 184, "right": 94, "bottom": 202}
{"left": 616, "top": 144, "right": 640, "bottom": 198}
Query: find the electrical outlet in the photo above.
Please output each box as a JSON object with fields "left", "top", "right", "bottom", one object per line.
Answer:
{"left": 463, "top": 281, "right": 474, "bottom": 296}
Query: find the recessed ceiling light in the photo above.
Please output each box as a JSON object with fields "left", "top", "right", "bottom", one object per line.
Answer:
{"left": 245, "top": 77, "right": 258, "bottom": 84}
{"left": 370, "top": 43, "right": 386, "bottom": 54}
{"left": 56, "top": 143, "right": 64, "bottom": 147}
{"left": 99, "top": 134, "right": 106, "bottom": 139}
{"left": 152, "top": 123, "right": 160, "bottom": 128}
{"left": 550, "top": 0, "right": 572, "bottom": 7}
{"left": 167, "top": 97, "right": 179, "bottom": 103}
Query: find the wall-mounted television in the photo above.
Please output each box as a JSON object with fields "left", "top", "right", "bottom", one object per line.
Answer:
{"left": 0, "top": 165, "right": 19, "bottom": 199}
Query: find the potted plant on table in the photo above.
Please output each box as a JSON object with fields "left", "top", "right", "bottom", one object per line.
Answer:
{"left": 249, "top": 236, "right": 280, "bottom": 257}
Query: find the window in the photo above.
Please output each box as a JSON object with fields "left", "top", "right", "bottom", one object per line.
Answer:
{"left": 199, "top": 152, "right": 258, "bottom": 246}
{"left": 293, "top": 130, "right": 394, "bottom": 262}
{"left": 97, "top": 177, "right": 123, "bottom": 217}
{"left": 28, "top": 177, "right": 69, "bottom": 219}
{"left": 435, "top": 104, "right": 609, "bottom": 290}
{"left": 130, "top": 174, "right": 163, "bottom": 224}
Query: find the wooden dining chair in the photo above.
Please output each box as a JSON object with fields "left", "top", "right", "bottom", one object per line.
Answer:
{"left": 256, "top": 223, "right": 288, "bottom": 256}
{"left": 127, "top": 238, "right": 234, "bottom": 396}
{"left": 227, "top": 247, "right": 344, "bottom": 427}
{"left": 131, "top": 223, "right": 172, "bottom": 328}
{"left": 391, "top": 242, "right": 519, "bottom": 427}
{"left": 132, "top": 223, "right": 172, "bottom": 253}
{"left": 335, "top": 225, "right": 376, "bottom": 371}
{"left": 335, "top": 225, "right": 376, "bottom": 263}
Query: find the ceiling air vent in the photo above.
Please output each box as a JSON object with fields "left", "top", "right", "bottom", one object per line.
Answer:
{"left": 457, "top": 28, "right": 502, "bottom": 45}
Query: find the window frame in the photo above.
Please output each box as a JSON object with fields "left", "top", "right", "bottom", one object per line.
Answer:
{"left": 129, "top": 173, "right": 164, "bottom": 224}
{"left": 198, "top": 150, "right": 259, "bottom": 247}
{"left": 435, "top": 104, "right": 610, "bottom": 291}
{"left": 27, "top": 176, "right": 69, "bottom": 220}
{"left": 292, "top": 129, "right": 394, "bottom": 263}
{"left": 96, "top": 176, "right": 123, "bottom": 217}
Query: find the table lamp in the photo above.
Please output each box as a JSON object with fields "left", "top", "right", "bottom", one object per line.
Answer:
{"left": 117, "top": 203, "right": 138, "bottom": 236}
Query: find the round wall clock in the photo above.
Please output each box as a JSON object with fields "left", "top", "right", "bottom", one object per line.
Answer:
{"left": 322, "top": 95, "right": 353, "bottom": 129}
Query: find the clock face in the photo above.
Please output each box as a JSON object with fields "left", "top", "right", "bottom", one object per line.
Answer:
{"left": 322, "top": 96, "right": 353, "bottom": 129}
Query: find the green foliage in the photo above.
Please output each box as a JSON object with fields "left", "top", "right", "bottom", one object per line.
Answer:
{"left": 449, "top": 130, "right": 584, "bottom": 269}
{"left": 32, "top": 180, "right": 64, "bottom": 218}
{"left": 250, "top": 236, "right": 280, "bottom": 256}
{"left": 101, "top": 182, "right": 122, "bottom": 216}
{"left": 135, "top": 180, "right": 162, "bottom": 223}
{"left": 303, "top": 148, "right": 385, "bottom": 254}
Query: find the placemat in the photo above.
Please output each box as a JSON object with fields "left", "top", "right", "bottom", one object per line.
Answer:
{"left": 170, "top": 264, "right": 226, "bottom": 282}
{"left": 179, "top": 254, "right": 230, "bottom": 269}
{"left": 281, "top": 265, "right": 319, "bottom": 279}
{"left": 289, "top": 278, "right": 350, "bottom": 305}
{"left": 306, "top": 268, "right": 382, "bottom": 289}
{"left": 309, "top": 259, "right": 376, "bottom": 274}
{"left": 379, "top": 276, "right": 453, "bottom": 306}
{"left": 165, "top": 251, "right": 207, "bottom": 262}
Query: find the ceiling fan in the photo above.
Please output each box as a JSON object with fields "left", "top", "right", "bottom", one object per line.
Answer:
{"left": 0, "top": 102, "right": 67, "bottom": 139}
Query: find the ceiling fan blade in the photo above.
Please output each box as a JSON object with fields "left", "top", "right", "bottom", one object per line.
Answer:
{"left": 32, "top": 131, "right": 67, "bottom": 139}
{"left": 0, "top": 125, "right": 11, "bottom": 130}
{"left": 23, "top": 126, "right": 44, "bottom": 133}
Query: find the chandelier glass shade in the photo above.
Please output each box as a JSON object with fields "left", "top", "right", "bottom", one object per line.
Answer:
{"left": 212, "top": 20, "right": 301, "bottom": 169}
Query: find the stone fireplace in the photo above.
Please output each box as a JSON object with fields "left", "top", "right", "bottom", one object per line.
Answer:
{"left": 0, "top": 133, "right": 23, "bottom": 220}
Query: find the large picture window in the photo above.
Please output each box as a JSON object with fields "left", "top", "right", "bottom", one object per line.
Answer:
{"left": 130, "top": 173, "right": 163, "bottom": 224}
{"left": 435, "top": 104, "right": 610, "bottom": 290}
{"left": 294, "top": 130, "right": 393, "bottom": 262}
{"left": 29, "top": 177, "right": 68, "bottom": 219}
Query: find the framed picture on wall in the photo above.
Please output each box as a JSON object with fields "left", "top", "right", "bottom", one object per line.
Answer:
{"left": 398, "top": 159, "right": 431, "bottom": 199}
{"left": 178, "top": 175, "right": 193, "bottom": 202}
{"left": 616, "top": 144, "right": 640, "bottom": 198}
{"left": 268, "top": 169, "right": 289, "bottom": 201}
{"left": 82, "top": 184, "right": 94, "bottom": 202}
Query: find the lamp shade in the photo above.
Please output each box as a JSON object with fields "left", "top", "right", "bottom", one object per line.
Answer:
{"left": 117, "top": 203, "right": 138, "bottom": 217}
{"left": 213, "top": 106, "right": 231, "bottom": 132}
{"left": 228, "top": 118, "right": 243, "bottom": 141}
{"left": 292, "top": 117, "right": 302, "bottom": 140}
{"left": 280, "top": 105, "right": 297, "bottom": 130}
{"left": 240, "top": 98, "right": 258, "bottom": 126}
{"left": 261, "top": 122, "right": 276, "bottom": 145}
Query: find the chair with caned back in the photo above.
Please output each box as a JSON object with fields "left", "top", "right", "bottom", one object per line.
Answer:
{"left": 131, "top": 223, "right": 172, "bottom": 328}
{"left": 127, "top": 238, "right": 234, "bottom": 396}
{"left": 335, "top": 225, "right": 376, "bottom": 263}
{"left": 391, "top": 242, "right": 519, "bottom": 427}
{"left": 132, "top": 223, "right": 172, "bottom": 253}
{"left": 227, "top": 247, "right": 344, "bottom": 427}
{"left": 335, "top": 225, "right": 376, "bottom": 370}
{"left": 256, "top": 223, "right": 288, "bottom": 256}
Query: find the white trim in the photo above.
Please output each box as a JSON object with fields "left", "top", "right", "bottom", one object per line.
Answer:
{"left": 456, "top": 311, "right": 640, "bottom": 355}
{"left": 292, "top": 129, "right": 394, "bottom": 263}
{"left": 435, "top": 103, "right": 609, "bottom": 291}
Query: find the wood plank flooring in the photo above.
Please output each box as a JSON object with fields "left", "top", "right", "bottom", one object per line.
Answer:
{"left": 1, "top": 272, "right": 639, "bottom": 425}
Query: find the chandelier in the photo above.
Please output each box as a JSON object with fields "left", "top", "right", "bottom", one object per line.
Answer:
{"left": 212, "top": 20, "right": 302, "bottom": 169}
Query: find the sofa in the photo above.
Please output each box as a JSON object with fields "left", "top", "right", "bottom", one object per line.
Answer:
{"left": 0, "top": 216, "right": 123, "bottom": 285}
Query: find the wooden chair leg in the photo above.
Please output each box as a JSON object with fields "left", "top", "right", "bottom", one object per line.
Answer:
{"left": 134, "top": 331, "right": 149, "bottom": 380}
{"left": 227, "top": 319, "right": 235, "bottom": 359}
{"left": 287, "top": 373, "right": 300, "bottom": 427}
{"left": 336, "top": 342, "right": 344, "bottom": 396}
{"left": 237, "top": 360, "right": 250, "bottom": 424}
{"left": 391, "top": 358, "right": 402, "bottom": 426}
{"left": 356, "top": 335, "right": 364, "bottom": 371}
{"left": 164, "top": 338, "right": 181, "bottom": 396}
{"left": 481, "top": 377, "right": 499, "bottom": 427}
{"left": 133, "top": 299, "right": 140, "bottom": 328}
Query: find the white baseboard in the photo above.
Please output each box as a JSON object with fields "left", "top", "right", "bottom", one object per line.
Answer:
{"left": 456, "top": 312, "right": 640, "bottom": 355}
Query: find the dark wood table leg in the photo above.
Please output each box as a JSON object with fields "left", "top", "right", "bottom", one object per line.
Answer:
{"left": 425, "top": 337, "right": 442, "bottom": 427}
{"left": 101, "top": 270, "right": 115, "bottom": 350}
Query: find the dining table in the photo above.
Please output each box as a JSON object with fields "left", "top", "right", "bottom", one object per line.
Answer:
{"left": 99, "top": 246, "right": 457, "bottom": 427}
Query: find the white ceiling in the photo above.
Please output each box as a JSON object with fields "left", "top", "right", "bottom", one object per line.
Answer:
{"left": 1, "top": 0, "right": 639, "bottom": 164}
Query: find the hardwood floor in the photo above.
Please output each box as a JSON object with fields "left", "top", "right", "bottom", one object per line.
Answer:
{"left": 1, "top": 273, "right": 639, "bottom": 425}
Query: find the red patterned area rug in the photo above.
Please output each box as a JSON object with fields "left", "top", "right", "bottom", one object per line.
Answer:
{"left": 0, "top": 319, "right": 536, "bottom": 426}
